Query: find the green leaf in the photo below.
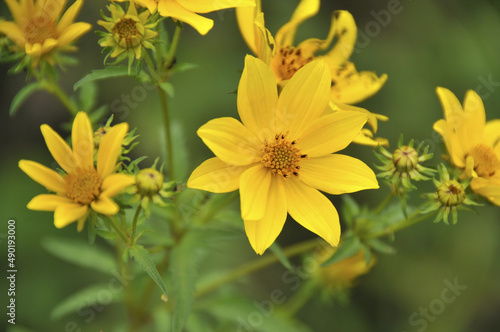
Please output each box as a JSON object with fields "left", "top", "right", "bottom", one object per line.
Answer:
{"left": 269, "top": 243, "right": 293, "bottom": 271}
{"left": 9, "top": 82, "right": 46, "bottom": 116}
{"left": 78, "top": 81, "right": 97, "bottom": 112}
{"left": 341, "top": 194, "right": 360, "bottom": 226}
{"left": 321, "top": 234, "right": 361, "bottom": 267}
{"left": 129, "top": 245, "right": 168, "bottom": 298}
{"left": 41, "top": 237, "right": 117, "bottom": 275}
{"left": 366, "top": 238, "right": 396, "bottom": 255}
{"left": 170, "top": 62, "right": 198, "bottom": 74}
{"left": 51, "top": 283, "right": 123, "bottom": 320}
{"left": 73, "top": 66, "right": 149, "bottom": 91}
{"left": 159, "top": 81, "right": 174, "bottom": 98}
{"left": 96, "top": 230, "right": 119, "bottom": 240}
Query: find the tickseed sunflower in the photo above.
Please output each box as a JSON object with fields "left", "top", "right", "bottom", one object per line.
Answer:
{"left": 236, "top": 0, "right": 388, "bottom": 146}
{"left": 0, "top": 0, "right": 91, "bottom": 67}
{"left": 434, "top": 87, "right": 500, "bottom": 205}
{"left": 187, "top": 56, "right": 379, "bottom": 254}
{"left": 114, "top": 0, "right": 255, "bottom": 35}
{"left": 98, "top": 1, "right": 158, "bottom": 61}
{"left": 19, "top": 112, "right": 135, "bottom": 231}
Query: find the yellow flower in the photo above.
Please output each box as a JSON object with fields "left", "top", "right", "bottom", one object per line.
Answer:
{"left": 434, "top": 87, "right": 500, "bottom": 205}
{"left": 98, "top": 1, "right": 158, "bottom": 60}
{"left": 187, "top": 56, "right": 379, "bottom": 254}
{"left": 19, "top": 112, "right": 135, "bottom": 231}
{"left": 236, "top": 0, "right": 388, "bottom": 146}
{"left": 0, "top": 0, "right": 91, "bottom": 66}
{"left": 115, "top": 0, "right": 255, "bottom": 35}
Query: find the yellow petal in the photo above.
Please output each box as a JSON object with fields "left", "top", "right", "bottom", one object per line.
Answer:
{"left": 236, "top": 1, "right": 262, "bottom": 55}
{"left": 330, "top": 65, "right": 388, "bottom": 104}
{"left": 484, "top": 120, "right": 500, "bottom": 151}
{"left": 239, "top": 165, "right": 271, "bottom": 220}
{"left": 54, "top": 203, "right": 88, "bottom": 228}
{"left": 5, "top": 0, "right": 23, "bottom": 26}
{"left": 0, "top": 22, "right": 26, "bottom": 46}
{"left": 321, "top": 11, "right": 357, "bottom": 68}
{"left": 274, "top": 0, "right": 319, "bottom": 47}
{"left": 283, "top": 178, "right": 340, "bottom": 246}
{"left": 300, "top": 154, "right": 379, "bottom": 195}
{"left": 57, "top": 0, "right": 84, "bottom": 33}
{"left": 179, "top": 0, "right": 255, "bottom": 13}
{"left": 38, "top": 0, "right": 65, "bottom": 21}
{"left": 237, "top": 55, "right": 279, "bottom": 140}
{"left": 91, "top": 195, "right": 119, "bottom": 215}
{"left": 72, "top": 112, "right": 94, "bottom": 170}
{"left": 197, "top": 117, "right": 260, "bottom": 166}
{"left": 471, "top": 177, "right": 500, "bottom": 206}
{"left": 57, "top": 22, "right": 92, "bottom": 47}
{"left": 158, "top": 0, "right": 214, "bottom": 35}
{"left": 187, "top": 157, "right": 251, "bottom": 193}
{"left": 462, "top": 89, "right": 486, "bottom": 147}
{"left": 299, "top": 110, "right": 367, "bottom": 157}
{"left": 101, "top": 173, "right": 135, "bottom": 197}
{"left": 27, "top": 194, "right": 73, "bottom": 211}
{"left": 40, "top": 124, "right": 78, "bottom": 173}
{"left": 244, "top": 175, "right": 287, "bottom": 255}
{"left": 19, "top": 160, "right": 67, "bottom": 194}
{"left": 352, "top": 129, "right": 389, "bottom": 147}
{"left": 26, "top": 43, "right": 42, "bottom": 57}
{"left": 433, "top": 119, "right": 466, "bottom": 168}
{"left": 97, "top": 123, "right": 128, "bottom": 179}
{"left": 277, "top": 60, "right": 331, "bottom": 140}
{"left": 254, "top": 13, "right": 275, "bottom": 64}
{"left": 436, "top": 87, "right": 462, "bottom": 120}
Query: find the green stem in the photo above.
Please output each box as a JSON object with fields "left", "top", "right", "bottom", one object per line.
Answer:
{"left": 44, "top": 80, "right": 78, "bottom": 116}
{"left": 367, "top": 208, "right": 438, "bottom": 239}
{"left": 104, "top": 216, "right": 129, "bottom": 244}
{"left": 143, "top": 50, "right": 162, "bottom": 82}
{"left": 373, "top": 192, "right": 394, "bottom": 215}
{"left": 195, "top": 238, "right": 321, "bottom": 298}
{"left": 165, "top": 22, "right": 182, "bottom": 70}
{"left": 280, "top": 279, "right": 319, "bottom": 317}
{"left": 157, "top": 85, "right": 175, "bottom": 180}
{"left": 129, "top": 204, "right": 143, "bottom": 246}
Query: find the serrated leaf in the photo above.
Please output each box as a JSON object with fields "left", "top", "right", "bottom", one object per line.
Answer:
{"left": 321, "top": 234, "right": 361, "bottom": 267}
{"left": 51, "top": 283, "right": 123, "bottom": 320}
{"left": 9, "top": 82, "right": 46, "bottom": 116}
{"left": 42, "top": 237, "right": 117, "bottom": 275}
{"left": 73, "top": 66, "right": 149, "bottom": 91}
{"left": 269, "top": 243, "right": 293, "bottom": 270}
{"left": 129, "top": 245, "right": 168, "bottom": 298}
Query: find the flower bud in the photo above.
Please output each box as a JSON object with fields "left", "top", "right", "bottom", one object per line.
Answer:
{"left": 392, "top": 146, "right": 419, "bottom": 172}
{"left": 136, "top": 168, "right": 164, "bottom": 197}
{"left": 437, "top": 180, "right": 466, "bottom": 207}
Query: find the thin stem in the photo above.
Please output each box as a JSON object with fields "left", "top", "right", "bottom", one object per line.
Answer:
{"left": 143, "top": 50, "right": 162, "bottom": 82}
{"left": 373, "top": 192, "right": 394, "bottom": 215}
{"left": 195, "top": 238, "right": 321, "bottom": 298}
{"left": 104, "top": 216, "right": 129, "bottom": 244}
{"left": 44, "top": 80, "right": 78, "bottom": 116}
{"left": 280, "top": 279, "right": 319, "bottom": 317}
{"left": 165, "top": 22, "right": 182, "bottom": 70}
{"left": 129, "top": 204, "right": 143, "bottom": 246}
{"left": 367, "top": 208, "right": 438, "bottom": 239}
{"left": 157, "top": 85, "right": 175, "bottom": 180}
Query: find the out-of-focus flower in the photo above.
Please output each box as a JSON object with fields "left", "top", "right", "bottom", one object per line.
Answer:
{"left": 187, "top": 56, "right": 378, "bottom": 255}
{"left": 19, "top": 112, "right": 135, "bottom": 231}
{"left": 0, "top": 0, "right": 91, "bottom": 67}
{"left": 434, "top": 87, "right": 500, "bottom": 205}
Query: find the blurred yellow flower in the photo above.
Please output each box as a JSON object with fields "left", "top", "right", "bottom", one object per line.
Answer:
{"left": 434, "top": 87, "right": 500, "bottom": 205}
{"left": 115, "top": 0, "right": 255, "bottom": 35}
{"left": 98, "top": 1, "right": 158, "bottom": 60}
{"left": 236, "top": 0, "right": 388, "bottom": 146}
{"left": 187, "top": 56, "right": 378, "bottom": 254}
{"left": 19, "top": 112, "right": 135, "bottom": 230}
{"left": 0, "top": 0, "right": 91, "bottom": 66}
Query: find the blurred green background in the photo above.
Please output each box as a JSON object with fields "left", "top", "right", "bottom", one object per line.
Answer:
{"left": 1, "top": 0, "right": 500, "bottom": 331}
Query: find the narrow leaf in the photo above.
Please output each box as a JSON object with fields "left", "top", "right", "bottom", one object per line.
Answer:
{"left": 9, "top": 82, "right": 46, "bottom": 116}
{"left": 269, "top": 243, "right": 293, "bottom": 270}
{"left": 129, "top": 245, "right": 168, "bottom": 298}
{"left": 73, "top": 66, "right": 148, "bottom": 91}
{"left": 321, "top": 235, "right": 362, "bottom": 267}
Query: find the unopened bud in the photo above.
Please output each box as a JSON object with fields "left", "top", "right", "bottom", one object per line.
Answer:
{"left": 136, "top": 168, "right": 164, "bottom": 197}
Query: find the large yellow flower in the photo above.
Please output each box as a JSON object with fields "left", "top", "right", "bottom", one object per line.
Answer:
{"left": 115, "top": 0, "right": 255, "bottom": 35}
{"left": 434, "top": 87, "right": 500, "bottom": 205}
{"left": 19, "top": 112, "right": 135, "bottom": 230}
{"left": 187, "top": 56, "right": 379, "bottom": 254}
{"left": 236, "top": 0, "right": 388, "bottom": 146}
{"left": 0, "top": 0, "right": 91, "bottom": 66}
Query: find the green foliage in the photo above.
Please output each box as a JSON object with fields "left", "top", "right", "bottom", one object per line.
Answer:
{"left": 73, "top": 66, "right": 149, "bottom": 91}
{"left": 129, "top": 245, "right": 169, "bottom": 298}
{"left": 321, "top": 233, "right": 362, "bottom": 267}
{"left": 9, "top": 82, "right": 46, "bottom": 116}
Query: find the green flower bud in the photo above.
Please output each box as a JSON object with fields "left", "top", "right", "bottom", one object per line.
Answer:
{"left": 393, "top": 146, "right": 419, "bottom": 172}
{"left": 437, "top": 180, "right": 466, "bottom": 207}
{"left": 136, "top": 168, "right": 164, "bottom": 197}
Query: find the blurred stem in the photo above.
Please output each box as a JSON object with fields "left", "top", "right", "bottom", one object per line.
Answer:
{"left": 104, "top": 216, "right": 129, "bottom": 244}
{"left": 373, "top": 192, "right": 393, "bottom": 215}
{"left": 129, "top": 204, "right": 142, "bottom": 246}
{"left": 197, "top": 191, "right": 238, "bottom": 224}
{"left": 195, "top": 238, "right": 321, "bottom": 298}
{"left": 280, "top": 279, "right": 319, "bottom": 317}
{"left": 44, "top": 79, "right": 78, "bottom": 116}
{"left": 165, "top": 22, "right": 182, "bottom": 70}
{"left": 157, "top": 85, "right": 175, "bottom": 180}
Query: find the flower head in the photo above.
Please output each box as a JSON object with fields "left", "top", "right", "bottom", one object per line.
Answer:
{"left": 187, "top": 56, "right": 379, "bottom": 255}
{"left": 115, "top": 0, "right": 255, "bottom": 35}
{"left": 236, "top": 0, "right": 388, "bottom": 146}
{"left": 0, "top": 0, "right": 91, "bottom": 67}
{"left": 19, "top": 112, "right": 135, "bottom": 231}
{"left": 433, "top": 87, "right": 500, "bottom": 205}
{"left": 98, "top": 1, "right": 158, "bottom": 61}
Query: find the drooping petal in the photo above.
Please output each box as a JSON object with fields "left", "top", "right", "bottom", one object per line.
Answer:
{"left": 57, "top": 0, "right": 84, "bottom": 33}
{"left": 187, "top": 157, "right": 252, "bottom": 193}
{"left": 197, "top": 117, "right": 261, "bottom": 166}
{"left": 299, "top": 110, "right": 367, "bottom": 157}
{"left": 237, "top": 56, "right": 279, "bottom": 140}
{"left": 101, "top": 173, "right": 135, "bottom": 197}
{"left": 57, "top": 22, "right": 92, "bottom": 47}
{"left": 97, "top": 123, "right": 128, "bottom": 179}
{"left": 91, "top": 195, "right": 119, "bottom": 215}
{"left": 300, "top": 154, "right": 379, "bottom": 195}
{"left": 157, "top": 0, "right": 213, "bottom": 35}
{"left": 236, "top": 1, "right": 262, "bottom": 55}
{"left": 72, "top": 112, "right": 94, "bottom": 170}
{"left": 27, "top": 194, "right": 73, "bottom": 211}
{"left": 321, "top": 10, "right": 357, "bottom": 68}
{"left": 54, "top": 203, "right": 88, "bottom": 228}
{"left": 19, "top": 160, "right": 67, "bottom": 194}
{"left": 178, "top": 0, "right": 255, "bottom": 13}
{"left": 283, "top": 177, "right": 340, "bottom": 247}
{"left": 277, "top": 60, "right": 331, "bottom": 140}
{"left": 244, "top": 175, "right": 287, "bottom": 255}
{"left": 239, "top": 164, "right": 271, "bottom": 220}
{"left": 253, "top": 13, "right": 275, "bottom": 65}
{"left": 274, "top": 0, "right": 319, "bottom": 48}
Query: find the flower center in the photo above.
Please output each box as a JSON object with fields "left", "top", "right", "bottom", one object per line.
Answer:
{"left": 113, "top": 18, "right": 139, "bottom": 45}
{"left": 271, "top": 46, "right": 314, "bottom": 81}
{"left": 22, "top": 14, "right": 58, "bottom": 45}
{"left": 468, "top": 144, "right": 500, "bottom": 178}
{"left": 65, "top": 167, "right": 102, "bottom": 205}
{"left": 437, "top": 180, "right": 465, "bottom": 207}
{"left": 261, "top": 133, "right": 306, "bottom": 178}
